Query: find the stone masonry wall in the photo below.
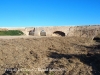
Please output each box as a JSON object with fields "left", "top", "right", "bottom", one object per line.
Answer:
{"left": 5, "top": 25, "right": 100, "bottom": 38}
{"left": 25, "top": 25, "right": 100, "bottom": 38}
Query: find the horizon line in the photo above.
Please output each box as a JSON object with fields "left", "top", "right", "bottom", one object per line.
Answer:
{"left": 0, "top": 24, "right": 100, "bottom": 28}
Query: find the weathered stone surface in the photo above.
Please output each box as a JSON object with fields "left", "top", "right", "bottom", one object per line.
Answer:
{"left": 4, "top": 25, "right": 100, "bottom": 37}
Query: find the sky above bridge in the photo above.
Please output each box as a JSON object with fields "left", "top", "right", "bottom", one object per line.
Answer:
{"left": 0, "top": 0, "right": 100, "bottom": 27}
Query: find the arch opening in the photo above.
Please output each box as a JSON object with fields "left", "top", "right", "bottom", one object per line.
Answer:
{"left": 53, "top": 31, "right": 65, "bottom": 36}
{"left": 40, "top": 30, "right": 46, "bottom": 36}
{"left": 29, "top": 30, "right": 34, "bottom": 35}
{"left": 29, "top": 28, "right": 35, "bottom": 36}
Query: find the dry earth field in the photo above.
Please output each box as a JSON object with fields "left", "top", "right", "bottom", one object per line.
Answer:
{"left": 0, "top": 36, "right": 100, "bottom": 75}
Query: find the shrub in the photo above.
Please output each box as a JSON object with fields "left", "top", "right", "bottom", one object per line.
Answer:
{"left": 0, "top": 30, "right": 24, "bottom": 36}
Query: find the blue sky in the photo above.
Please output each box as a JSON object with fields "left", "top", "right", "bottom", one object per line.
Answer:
{"left": 0, "top": 0, "right": 100, "bottom": 27}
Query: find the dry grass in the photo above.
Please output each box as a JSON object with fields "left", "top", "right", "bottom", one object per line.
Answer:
{"left": 0, "top": 36, "right": 100, "bottom": 75}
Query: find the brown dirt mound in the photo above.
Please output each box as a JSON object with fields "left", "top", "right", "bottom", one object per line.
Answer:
{"left": 0, "top": 36, "right": 100, "bottom": 75}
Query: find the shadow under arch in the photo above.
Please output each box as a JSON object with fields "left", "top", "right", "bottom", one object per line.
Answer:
{"left": 53, "top": 31, "right": 65, "bottom": 36}
{"left": 29, "top": 30, "right": 34, "bottom": 35}
{"left": 29, "top": 28, "right": 35, "bottom": 35}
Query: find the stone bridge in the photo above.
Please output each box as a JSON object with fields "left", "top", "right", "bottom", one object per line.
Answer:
{"left": 6, "top": 25, "right": 100, "bottom": 37}
{"left": 25, "top": 25, "right": 100, "bottom": 37}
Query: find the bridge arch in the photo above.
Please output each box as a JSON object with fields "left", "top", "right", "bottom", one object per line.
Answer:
{"left": 29, "top": 30, "right": 34, "bottom": 35}
{"left": 40, "top": 30, "right": 46, "bottom": 36}
{"left": 53, "top": 31, "right": 65, "bottom": 36}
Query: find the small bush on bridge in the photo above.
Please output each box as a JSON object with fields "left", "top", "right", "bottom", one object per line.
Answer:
{"left": 0, "top": 30, "right": 24, "bottom": 36}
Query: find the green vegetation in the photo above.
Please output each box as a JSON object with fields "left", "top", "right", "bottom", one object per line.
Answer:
{"left": 0, "top": 30, "right": 24, "bottom": 36}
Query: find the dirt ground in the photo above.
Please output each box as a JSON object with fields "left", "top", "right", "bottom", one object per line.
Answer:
{"left": 0, "top": 36, "right": 100, "bottom": 75}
